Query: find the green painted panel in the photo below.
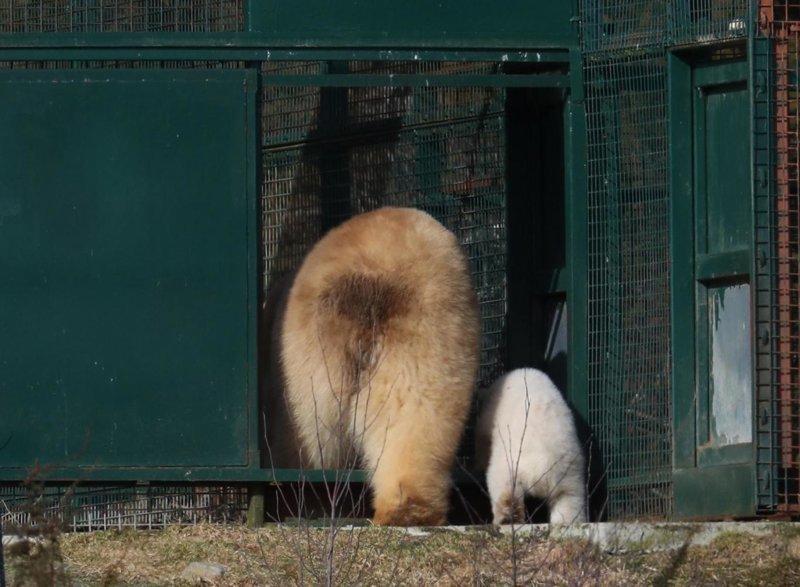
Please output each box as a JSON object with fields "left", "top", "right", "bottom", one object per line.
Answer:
{"left": 701, "top": 81, "right": 750, "bottom": 256}
{"left": 0, "top": 70, "right": 257, "bottom": 470}
{"left": 248, "top": 1, "right": 575, "bottom": 48}
{"left": 674, "top": 464, "right": 755, "bottom": 519}
{"left": 695, "top": 249, "right": 750, "bottom": 281}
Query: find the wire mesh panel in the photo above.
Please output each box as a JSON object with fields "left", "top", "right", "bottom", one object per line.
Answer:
{"left": 670, "top": 0, "right": 750, "bottom": 45}
{"left": 261, "top": 62, "right": 508, "bottom": 389}
{"left": 579, "top": 0, "right": 753, "bottom": 522}
{"left": 583, "top": 51, "right": 673, "bottom": 519}
{"left": 0, "top": 59, "right": 244, "bottom": 69}
{"left": 754, "top": 1, "right": 800, "bottom": 515}
{"left": 1, "top": 484, "right": 247, "bottom": 530}
{"left": 581, "top": 0, "right": 669, "bottom": 51}
{"left": 0, "top": 0, "right": 243, "bottom": 32}
{"left": 580, "top": 1, "right": 749, "bottom": 52}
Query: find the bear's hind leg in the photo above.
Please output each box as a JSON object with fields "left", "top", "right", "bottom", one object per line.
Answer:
{"left": 362, "top": 404, "right": 459, "bottom": 526}
{"left": 491, "top": 485, "right": 526, "bottom": 525}
{"left": 367, "top": 440, "right": 451, "bottom": 526}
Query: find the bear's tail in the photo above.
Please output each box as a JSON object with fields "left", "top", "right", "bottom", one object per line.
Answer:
{"left": 318, "top": 272, "right": 412, "bottom": 393}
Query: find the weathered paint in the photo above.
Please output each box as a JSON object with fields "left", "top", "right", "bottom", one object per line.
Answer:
{"left": 708, "top": 284, "right": 753, "bottom": 447}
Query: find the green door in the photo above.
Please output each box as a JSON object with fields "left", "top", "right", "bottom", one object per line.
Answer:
{"left": 670, "top": 57, "right": 755, "bottom": 517}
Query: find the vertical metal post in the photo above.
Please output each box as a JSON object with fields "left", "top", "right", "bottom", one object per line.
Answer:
{"left": 773, "top": 27, "right": 795, "bottom": 480}
{"left": 246, "top": 484, "right": 265, "bottom": 529}
{"left": 599, "top": 81, "right": 626, "bottom": 486}
{"left": 751, "top": 16, "right": 779, "bottom": 512}
{"left": 0, "top": 513, "right": 5, "bottom": 587}
{"left": 566, "top": 48, "right": 589, "bottom": 418}
{"left": 318, "top": 61, "right": 351, "bottom": 234}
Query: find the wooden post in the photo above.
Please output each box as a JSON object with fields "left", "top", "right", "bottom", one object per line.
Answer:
{"left": 246, "top": 485, "right": 265, "bottom": 529}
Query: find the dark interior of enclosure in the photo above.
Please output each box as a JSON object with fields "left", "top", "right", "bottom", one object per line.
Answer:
{"left": 505, "top": 84, "right": 567, "bottom": 392}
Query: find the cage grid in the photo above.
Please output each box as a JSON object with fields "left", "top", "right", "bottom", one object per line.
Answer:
{"left": 0, "top": 0, "right": 243, "bottom": 32}
{"left": 0, "top": 484, "right": 248, "bottom": 530}
{"left": 580, "top": 1, "right": 749, "bottom": 52}
{"left": 0, "top": 58, "right": 244, "bottom": 69}
{"left": 754, "top": 1, "right": 800, "bottom": 514}
{"left": 580, "top": 0, "right": 756, "bottom": 521}
{"left": 583, "top": 50, "right": 674, "bottom": 520}
{"left": 669, "top": 0, "right": 750, "bottom": 44}
{"left": 261, "top": 62, "right": 508, "bottom": 389}
{"left": 262, "top": 61, "right": 324, "bottom": 148}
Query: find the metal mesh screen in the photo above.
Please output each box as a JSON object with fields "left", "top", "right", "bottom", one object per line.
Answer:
{"left": 581, "top": 1, "right": 749, "bottom": 52}
{"left": 0, "top": 59, "right": 243, "bottom": 69}
{"left": 0, "top": 0, "right": 243, "bottom": 32}
{"left": 754, "top": 1, "right": 800, "bottom": 515}
{"left": 580, "top": 0, "right": 754, "bottom": 522}
{"left": 583, "top": 51, "right": 673, "bottom": 520}
{"left": 262, "top": 62, "right": 507, "bottom": 389}
{"left": 581, "top": 0, "right": 668, "bottom": 51}
{"left": 1, "top": 484, "right": 248, "bottom": 530}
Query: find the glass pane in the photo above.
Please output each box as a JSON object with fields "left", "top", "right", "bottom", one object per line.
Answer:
{"left": 708, "top": 283, "right": 752, "bottom": 446}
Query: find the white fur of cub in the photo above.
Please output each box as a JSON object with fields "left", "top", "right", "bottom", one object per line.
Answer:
{"left": 475, "top": 368, "right": 587, "bottom": 525}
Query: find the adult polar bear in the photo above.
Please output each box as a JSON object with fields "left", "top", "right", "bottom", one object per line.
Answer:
{"left": 280, "top": 207, "right": 480, "bottom": 526}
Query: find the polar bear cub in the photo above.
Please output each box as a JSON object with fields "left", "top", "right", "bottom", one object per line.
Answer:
{"left": 475, "top": 368, "right": 587, "bottom": 525}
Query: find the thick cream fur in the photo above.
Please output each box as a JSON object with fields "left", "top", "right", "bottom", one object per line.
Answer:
{"left": 476, "top": 368, "right": 587, "bottom": 525}
{"left": 280, "top": 207, "right": 480, "bottom": 526}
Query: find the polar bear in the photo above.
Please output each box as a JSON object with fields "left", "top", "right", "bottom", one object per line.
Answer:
{"left": 475, "top": 368, "right": 587, "bottom": 525}
{"left": 280, "top": 207, "right": 480, "bottom": 526}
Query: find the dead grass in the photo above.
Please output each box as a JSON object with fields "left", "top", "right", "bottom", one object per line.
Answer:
{"left": 653, "top": 530, "right": 800, "bottom": 587}
{"left": 2, "top": 522, "right": 796, "bottom": 586}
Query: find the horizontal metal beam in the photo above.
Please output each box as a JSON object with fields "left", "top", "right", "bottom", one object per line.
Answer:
{"left": 0, "top": 34, "right": 571, "bottom": 63}
{"left": 0, "top": 466, "right": 368, "bottom": 483}
{"left": 261, "top": 73, "right": 569, "bottom": 88}
{"left": 0, "top": 466, "right": 482, "bottom": 483}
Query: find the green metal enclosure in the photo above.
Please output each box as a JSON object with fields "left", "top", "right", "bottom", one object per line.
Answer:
{"left": 0, "top": 1, "right": 579, "bottom": 524}
{"left": 1, "top": 1, "right": 799, "bottom": 524}
{"left": 580, "top": 0, "right": 799, "bottom": 519}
